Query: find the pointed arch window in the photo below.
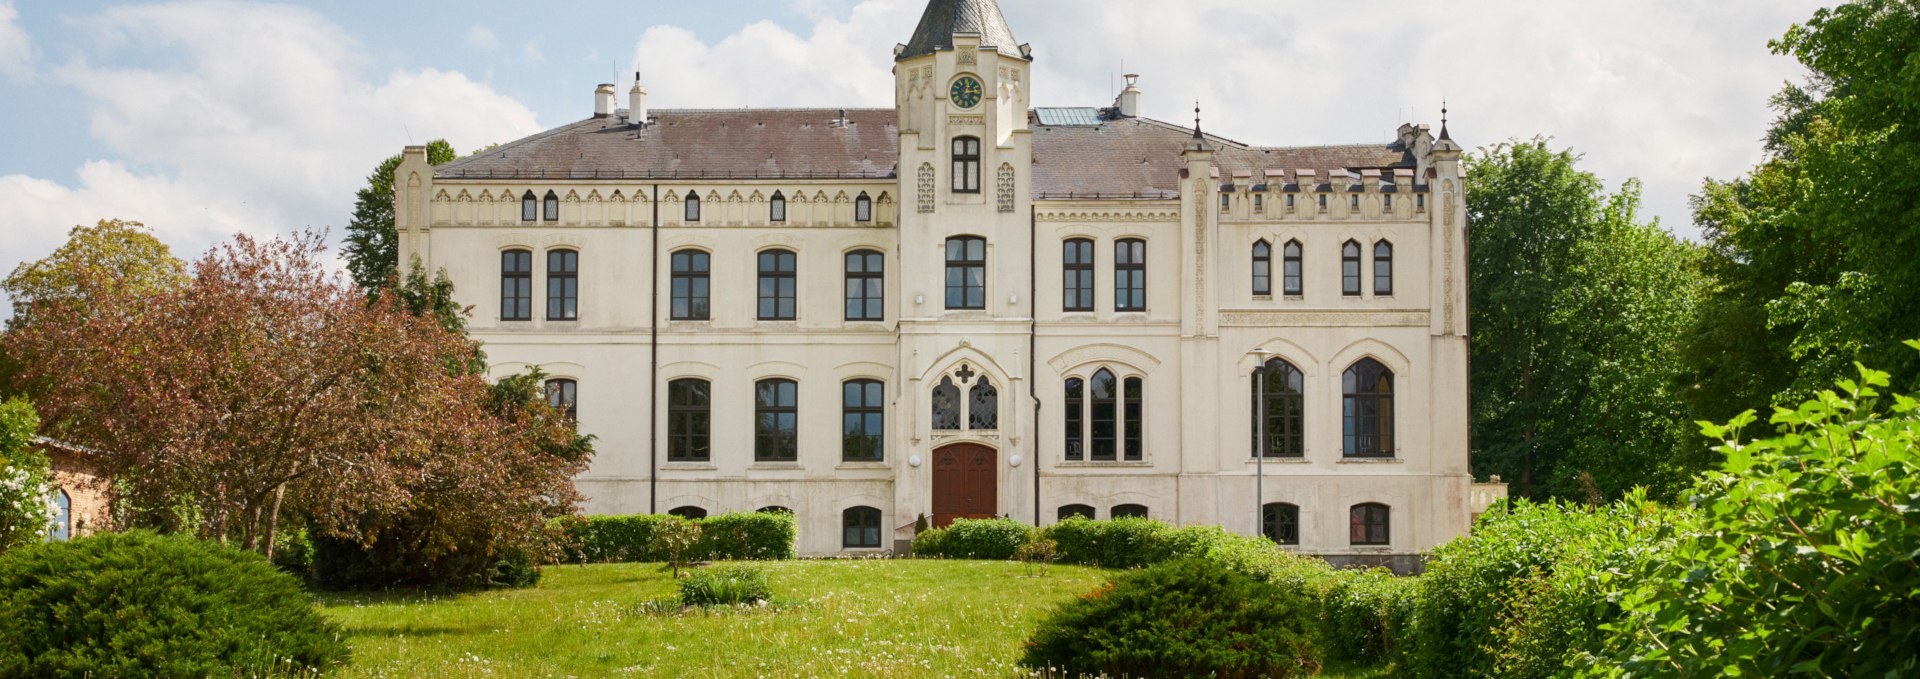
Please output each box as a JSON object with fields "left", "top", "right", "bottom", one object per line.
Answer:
{"left": 1066, "top": 369, "right": 1143, "bottom": 462}
{"left": 931, "top": 377, "right": 962, "bottom": 431}
{"left": 1252, "top": 240, "right": 1272, "bottom": 296}
{"left": 758, "top": 249, "right": 797, "bottom": 321}
{"left": 952, "top": 137, "right": 981, "bottom": 193}
{"left": 1115, "top": 238, "right": 1146, "bottom": 312}
{"left": 1343, "top": 359, "right": 1395, "bottom": 458}
{"left": 1064, "top": 378, "right": 1085, "bottom": 461}
{"left": 968, "top": 376, "right": 998, "bottom": 430}
{"left": 543, "top": 191, "right": 560, "bottom": 222}
{"left": 1089, "top": 369, "right": 1118, "bottom": 461}
{"left": 1063, "top": 238, "right": 1095, "bottom": 312}
{"left": 843, "top": 379, "right": 885, "bottom": 462}
{"left": 545, "top": 378, "right": 578, "bottom": 421}
{"left": 1283, "top": 240, "right": 1304, "bottom": 296}
{"left": 1351, "top": 503, "right": 1390, "bottom": 545}
{"left": 844, "top": 506, "right": 882, "bottom": 548}
{"left": 668, "top": 379, "right": 710, "bottom": 462}
{"left": 49, "top": 489, "right": 71, "bottom": 541}
{"left": 855, "top": 192, "right": 873, "bottom": 222}
{"left": 685, "top": 192, "right": 702, "bottom": 222}
{"left": 501, "top": 249, "right": 532, "bottom": 321}
{"left": 670, "top": 250, "right": 710, "bottom": 321}
{"left": 755, "top": 378, "right": 799, "bottom": 462}
{"left": 1263, "top": 502, "right": 1300, "bottom": 546}
{"left": 521, "top": 191, "right": 538, "bottom": 222}
{"left": 1373, "top": 241, "right": 1394, "bottom": 295}
{"left": 1254, "top": 358, "right": 1305, "bottom": 458}
{"left": 770, "top": 191, "right": 787, "bottom": 222}
{"left": 1342, "top": 240, "right": 1363, "bottom": 296}
{"left": 845, "top": 250, "right": 885, "bottom": 321}
{"left": 945, "top": 236, "right": 986, "bottom": 310}
{"left": 546, "top": 249, "right": 578, "bottom": 321}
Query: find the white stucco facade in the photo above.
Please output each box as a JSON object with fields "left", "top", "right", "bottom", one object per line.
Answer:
{"left": 392, "top": 0, "right": 1502, "bottom": 562}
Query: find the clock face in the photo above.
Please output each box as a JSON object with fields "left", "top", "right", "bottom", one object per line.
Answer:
{"left": 950, "top": 76, "right": 984, "bottom": 109}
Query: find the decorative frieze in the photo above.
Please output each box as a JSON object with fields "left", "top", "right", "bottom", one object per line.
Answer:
{"left": 1219, "top": 311, "right": 1432, "bottom": 328}
{"left": 1034, "top": 210, "right": 1179, "bottom": 223}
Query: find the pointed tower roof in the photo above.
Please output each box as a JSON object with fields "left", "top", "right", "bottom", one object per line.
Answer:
{"left": 899, "top": 0, "right": 1022, "bottom": 61}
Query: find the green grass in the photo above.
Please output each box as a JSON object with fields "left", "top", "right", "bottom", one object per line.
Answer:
{"left": 318, "top": 560, "right": 1111, "bottom": 678}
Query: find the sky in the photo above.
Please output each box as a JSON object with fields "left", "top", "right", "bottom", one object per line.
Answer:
{"left": 0, "top": 0, "right": 1825, "bottom": 297}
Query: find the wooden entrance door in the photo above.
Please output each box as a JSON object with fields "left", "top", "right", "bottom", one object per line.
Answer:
{"left": 931, "top": 443, "right": 997, "bottom": 528}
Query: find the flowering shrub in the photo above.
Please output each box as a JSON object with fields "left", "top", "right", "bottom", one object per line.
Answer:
{"left": 0, "top": 398, "right": 53, "bottom": 555}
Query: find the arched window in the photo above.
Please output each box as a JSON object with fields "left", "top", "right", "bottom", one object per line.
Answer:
{"left": 1115, "top": 238, "right": 1146, "bottom": 312}
{"left": 1253, "top": 359, "right": 1305, "bottom": 458}
{"left": 545, "top": 379, "right": 578, "bottom": 421}
{"left": 669, "top": 506, "right": 708, "bottom": 520}
{"left": 501, "top": 250, "right": 532, "bottom": 321}
{"left": 844, "top": 506, "right": 882, "bottom": 548}
{"left": 1373, "top": 241, "right": 1394, "bottom": 295}
{"left": 755, "top": 379, "right": 799, "bottom": 462}
{"left": 1263, "top": 503, "right": 1300, "bottom": 546}
{"left": 1252, "top": 240, "right": 1272, "bottom": 296}
{"left": 945, "top": 236, "right": 986, "bottom": 310}
{"left": 843, "top": 379, "right": 885, "bottom": 462}
{"left": 670, "top": 250, "right": 710, "bottom": 321}
{"left": 668, "top": 379, "right": 710, "bottom": 462}
{"left": 758, "top": 249, "right": 797, "bottom": 321}
{"left": 684, "top": 192, "right": 702, "bottom": 222}
{"left": 521, "top": 191, "right": 538, "bottom": 222}
{"left": 1342, "top": 240, "right": 1363, "bottom": 296}
{"left": 757, "top": 506, "right": 793, "bottom": 515}
{"left": 1123, "top": 377, "right": 1144, "bottom": 461}
{"left": 543, "top": 191, "right": 560, "bottom": 222}
{"left": 546, "top": 249, "right": 578, "bottom": 321}
{"left": 1283, "top": 240, "right": 1303, "bottom": 296}
{"left": 952, "top": 137, "right": 981, "bottom": 193}
{"left": 931, "top": 376, "right": 962, "bottom": 431}
{"left": 770, "top": 191, "right": 787, "bottom": 223}
{"left": 855, "top": 192, "right": 873, "bottom": 222}
{"left": 1063, "top": 238, "right": 1095, "bottom": 312}
{"left": 1089, "top": 369, "right": 1118, "bottom": 461}
{"left": 845, "top": 250, "right": 885, "bottom": 321}
{"left": 968, "top": 376, "right": 998, "bottom": 430}
{"left": 49, "top": 489, "right": 71, "bottom": 541}
{"left": 1351, "top": 503, "right": 1390, "bottom": 545}
{"left": 1058, "top": 504, "right": 1095, "bottom": 522}
{"left": 1063, "top": 377, "right": 1085, "bottom": 461}
{"left": 1112, "top": 504, "right": 1149, "bottom": 519}
{"left": 1343, "top": 359, "right": 1395, "bottom": 458}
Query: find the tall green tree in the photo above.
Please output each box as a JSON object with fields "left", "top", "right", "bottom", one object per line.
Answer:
{"left": 1682, "top": 0, "right": 1920, "bottom": 419}
{"left": 1468, "top": 140, "right": 1705, "bottom": 501}
{"left": 343, "top": 140, "right": 456, "bottom": 292}
{"left": 3, "top": 219, "right": 188, "bottom": 326}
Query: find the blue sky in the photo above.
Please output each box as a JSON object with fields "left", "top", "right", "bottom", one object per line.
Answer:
{"left": 0, "top": 0, "right": 1825, "bottom": 293}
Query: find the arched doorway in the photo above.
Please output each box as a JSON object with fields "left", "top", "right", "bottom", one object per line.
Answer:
{"left": 931, "top": 443, "right": 996, "bottom": 528}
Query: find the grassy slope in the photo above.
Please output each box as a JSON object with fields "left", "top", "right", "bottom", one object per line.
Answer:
{"left": 319, "top": 560, "right": 1111, "bottom": 678}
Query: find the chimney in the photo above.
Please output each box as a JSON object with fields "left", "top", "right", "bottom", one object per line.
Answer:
{"left": 593, "top": 83, "right": 616, "bottom": 118}
{"left": 629, "top": 74, "right": 648, "bottom": 126}
{"left": 1115, "top": 73, "right": 1142, "bottom": 118}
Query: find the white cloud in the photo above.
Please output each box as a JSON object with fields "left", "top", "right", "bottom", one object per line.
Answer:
{"left": 0, "top": 0, "right": 33, "bottom": 80}
{"left": 522, "top": 40, "right": 544, "bottom": 63}
{"left": 466, "top": 25, "right": 499, "bottom": 52}
{"left": 635, "top": 0, "right": 1819, "bottom": 237}
{"left": 0, "top": 0, "right": 540, "bottom": 301}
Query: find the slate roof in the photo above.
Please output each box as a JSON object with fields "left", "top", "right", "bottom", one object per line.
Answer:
{"left": 434, "top": 109, "right": 1415, "bottom": 199}
{"left": 898, "top": 0, "right": 1022, "bottom": 61}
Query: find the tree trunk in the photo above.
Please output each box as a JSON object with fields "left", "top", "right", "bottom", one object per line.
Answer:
{"left": 262, "top": 484, "right": 287, "bottom": 560}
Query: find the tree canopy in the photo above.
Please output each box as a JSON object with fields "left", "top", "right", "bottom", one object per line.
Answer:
{"left": 344, "top": 140, "right": 456, "bottom": 293}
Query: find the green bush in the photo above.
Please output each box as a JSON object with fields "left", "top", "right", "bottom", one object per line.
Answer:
{"left": 310, "top": 531, "right": 542, "bottom": 592}
{"left": 561, "top": 512, "right": 797, "bottom": 564}
{"left": 1022, "top": 559, "right": 1321, "bottom": 678}
{"left": 1322, "top": 568, "right": 1418, "bottom": 666}
{"left": 931, "top": 517, "right": 1030, "bottom": 559}
{"left": 679, "top": 565, "right": 773, "bottom": 607}
{"left": 1040, "top": 516, "right": 1169, "bottom": 569}
{"left": 0, "top": 531, "right": 349, "bottom": 677}
{"left": 909, "top": 526, "right": 948, "bottom": 557}
{"left": 1585, "top": 361, "right": 1920, "bottom": 678}
{"left": 699, "top": 511, "right": 797, "bottom": 561}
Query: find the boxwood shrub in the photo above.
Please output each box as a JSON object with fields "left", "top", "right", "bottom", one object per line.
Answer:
{"left": 1023, "top": 558, "right": 1321, "bottom": 678}
{"left": 0, "top": 531, "right": 349, "bottom": 677}
{"left": 561, "top": 511, "right": 795, "bottom": 564}
{"left": 911, "top": 518, "right": 1029, "bottom": 560}
{"left": 1040, "top": 516, "right": 1168, "bottom": 569}
{"left": 699, "top": 511, "right": 797, "bottom": 561}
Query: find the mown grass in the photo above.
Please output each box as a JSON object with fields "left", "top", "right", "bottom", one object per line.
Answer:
{"left": 318, "top": 559, "right": 1111, "bottom": 678}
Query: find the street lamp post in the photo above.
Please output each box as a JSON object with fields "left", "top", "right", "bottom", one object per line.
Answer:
{"left": 1248, "top": 349, "right": 1273, "bottom": 540}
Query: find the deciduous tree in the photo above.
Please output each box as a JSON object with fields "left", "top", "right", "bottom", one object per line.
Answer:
{"left": 344, "top": 140, "right": 456, "bottom": 293}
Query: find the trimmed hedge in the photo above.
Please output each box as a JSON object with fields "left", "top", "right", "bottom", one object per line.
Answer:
{"left": 911, "top": 518, "right": 1029, "bottom": 559}
{"left": 561, "top": 511, "right": 795, "bottom": 564}
{"left": 1043, "top": 516, "right": 1169, "bottom": 569}
{"left": 0, "top": 531, "right": 349, "bottom": 677}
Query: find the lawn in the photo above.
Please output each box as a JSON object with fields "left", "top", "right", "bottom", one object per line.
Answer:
{"left": 317, "top": 559, "right": 1396, "bottom": 678}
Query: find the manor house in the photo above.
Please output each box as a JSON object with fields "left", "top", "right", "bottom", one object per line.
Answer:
{"left": 393, "top": 0, "right": 1505, "bottom": 564}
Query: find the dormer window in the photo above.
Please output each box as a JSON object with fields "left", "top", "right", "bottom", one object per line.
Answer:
{"left": 1254, "top": 194, "right": 1264, "bottom": 212}
{"left": 770, "top": 191, "right": 787, "bottom": 222}
{"left": 543, "top": 191, "right": 560, "bottom": 221}
{"left": 855, "top": 192, "right": 873, "bottom": 222}
{"left": 1318, "top": 194, "right": 1328, "bottom": 211}
{"left": 1350, "top": 195, "right": 1360, "bottom": 210}
{"left": 1384, "top": 194, "right": 1393, "bottom": 210}
{"left": 1220, "top": 194, "right": 1230, "bottom": 211}
{"left": 685, "top": 192, "right": 702, "bottom": 222}
{"left": 1286, "top": 194, "right": 1296, "bottom": 211}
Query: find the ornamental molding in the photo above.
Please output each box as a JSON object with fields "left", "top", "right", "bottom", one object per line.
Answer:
{"left": 1035, "top": 210, "right": 1179, "bottom": 223}
{"left": 948, "top": 115, "right": 985, "bottom": 127}
{"left": 1220, "top": 310, "right": 1432, "bottom": 328}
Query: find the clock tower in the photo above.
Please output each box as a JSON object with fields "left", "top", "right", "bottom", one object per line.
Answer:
{"left": 892, "top": 0, "right": 1037, "bottom": 526}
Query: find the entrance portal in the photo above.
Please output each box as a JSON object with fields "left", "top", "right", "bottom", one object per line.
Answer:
{"left": 931, "top": 443, "right": 997, "bottom": 528}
